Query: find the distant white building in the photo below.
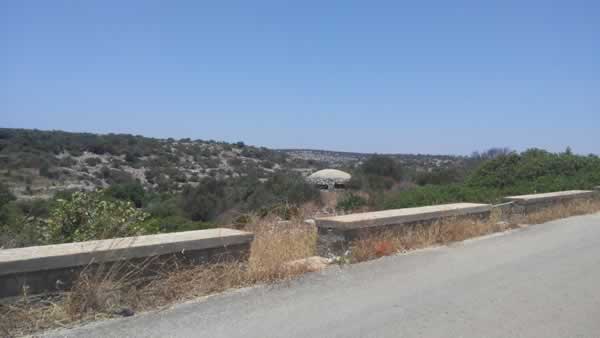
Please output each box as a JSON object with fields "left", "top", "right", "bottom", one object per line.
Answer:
{"left": 306, "top": 169, "right": 351, "bottom": 190}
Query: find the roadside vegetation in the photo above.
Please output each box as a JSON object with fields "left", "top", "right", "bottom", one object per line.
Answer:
{"left": 0, "top": 171, "right": 319, "bottom": 249}
{"left": 348, "top": 197, "right": 600, "bottom": 263}
{"left": 4, "top": 196, "right": 600, "bottom": 337}
{"left": 3, "top": 130, "right": 600, "bottom": 336}
{"left": 0, "top": 215, "right": 318, "bottom": 337}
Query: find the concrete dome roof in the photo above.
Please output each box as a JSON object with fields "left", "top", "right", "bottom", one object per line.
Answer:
{"left": 307, "top": 169, "right": 351, "bottom": 184}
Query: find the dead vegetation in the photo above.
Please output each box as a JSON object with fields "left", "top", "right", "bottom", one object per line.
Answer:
{"left": 350, "top": 210, "right": 514, "bottom": 263}
{"left": 516, "top": 198, "right": 600, "bottom": 225}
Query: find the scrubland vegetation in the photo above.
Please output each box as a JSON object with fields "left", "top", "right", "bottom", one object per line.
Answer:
{"left": 343, "top": 148, "right": 600, "bottom": 211}
{"left": 2, "top": 129, "right": 600, "bottom": 337}
{"left": 2, "top": 128, "right": 600, "bottom": 249}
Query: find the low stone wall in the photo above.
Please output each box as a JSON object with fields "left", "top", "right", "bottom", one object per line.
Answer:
{"left": 0, "top": 228, "right": 253, "bottom": 298}
{"left": 504, "top": 190, "right": 596, "bottom": 214}
{"left": 315, "top": 203, "right": 492, "bottom": 256}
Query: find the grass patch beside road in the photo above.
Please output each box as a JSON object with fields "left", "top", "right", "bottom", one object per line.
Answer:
{"left": 349, "top": 211, "right": 514, "bottom": 263}
{"left": 518, "top": 199, "right": 600, "bottom": 225}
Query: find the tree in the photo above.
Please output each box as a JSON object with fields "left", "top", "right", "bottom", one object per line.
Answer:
{"left": 179, "top": 179, "right": 227, "bottom": 221}
{"left": 565, "top": 146, "right": 573, "bottom": 155}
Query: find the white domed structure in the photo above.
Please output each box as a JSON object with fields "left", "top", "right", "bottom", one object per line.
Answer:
{"left": 306, "top": 169, "right": 351, "bottom": 190}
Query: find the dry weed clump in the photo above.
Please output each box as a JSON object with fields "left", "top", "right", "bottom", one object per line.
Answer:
{"left": 518, "top": 198, "right": 600, "bottom": 225}
{"left": 245, "top": 216, "right": 317, "bottom": 282}
{"left": 0, "top": 216, "right": 318, "bottom": 337}
{"left": 350, "top": 210, "right": 513, "bottom": 263}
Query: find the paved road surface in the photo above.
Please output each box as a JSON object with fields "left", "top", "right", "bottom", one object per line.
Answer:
{"left": 46, "top": 213, "right": 600, "bottom": 338}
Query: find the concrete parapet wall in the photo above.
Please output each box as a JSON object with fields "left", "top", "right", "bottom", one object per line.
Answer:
{"left": 315, "top": 203, "right": 492, "bottom": 256}
{"left": 504, "top": 190, "right": 596, "bottom": 213}
{"left": 504, "top": 190, "right": 595, "bottom": 205}
{"left": 0, "top": 228, "right": 253, "bottom": 298}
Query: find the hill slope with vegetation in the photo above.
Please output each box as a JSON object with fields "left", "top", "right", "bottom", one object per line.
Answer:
{"left": 2, "top": 128, "right": 599, "bottom": 250}
{"left": 0, "top": 128, "right": 326, "bottom": 247}
{"left": 0, "top": 128, "right": 322, "bottom": 199}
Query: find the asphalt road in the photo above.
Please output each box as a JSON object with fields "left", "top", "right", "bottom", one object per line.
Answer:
{"left": 45, "top": 213, "right": 600, "bottom": 338}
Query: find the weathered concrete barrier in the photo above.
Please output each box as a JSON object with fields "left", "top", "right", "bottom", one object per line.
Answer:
{"left": 0, "top": 228, "right": 253, "bottom": 298}
{"left": 316, "top": 203, "right": 492, "bottom": 256}
{"left": 504, "top": 190, "right": 595, "bottom": 213}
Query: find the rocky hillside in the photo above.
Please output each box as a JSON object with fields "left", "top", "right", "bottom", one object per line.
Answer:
{"left": 0, "top": 128, "right": 319, "bottom": 199}
{"left": 0, "top": 128, "right": 472, "bottom": 200}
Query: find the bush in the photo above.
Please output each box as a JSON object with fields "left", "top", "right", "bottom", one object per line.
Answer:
{"left": 39, "top": 162, "right": 59, "bottom": 179}
{"left": 244, "top": 172, "right": 320, "bottom": 212}
{"left": 47, "top": 191, "right": 150, "bottom": 243}
{"left": 348, "top": 155, "right": 403, "bottom": 192}
{"left": 144, "top": 215, "right": 214, "bottom": 233}
{"left": 0, "top": 203, "right": 47, "bottom": 248}
{"left": 104, "top": 182, "right": 146, "bottom": 208}
{"left": 382, "top": 184, "right": 500, "bottom": 209}
{"left": 382, "top": 149, "right": 600, "bottom": 210}
{"left": 467, "top": 149, "right": 600, "bottom": 191}
{"left": 179, "top": 179, "right": 227, "bottom": 221}
{"left": 58, "top": 156, "right": 76, "bottom": 167}
{"left": 337, "top": 193, "right": 367, "bottom": 212}
{"left": 85, "top": 157, "right": 102, "bottom": 166}
{"left": 415, "top": 168, "right": 463, "bottom": 186}
{"left": 361, "top": 155, "right": 403, "bottom": 181}
{"left": 0, "top": 183, "right": 16, "bottom": 207}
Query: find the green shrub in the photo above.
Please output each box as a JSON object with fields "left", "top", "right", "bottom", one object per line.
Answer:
{"left": 383, "top": 149, "right": 600, "bottom": 210}
{"left": 0, "top": 203, "right": 47, "bottom": 248}
{"left": 104, "top": 182, "right": 146, "bottom": 208}
{"left": 47, "top": 191, "right": 150, "bottom": 243}
{"left": 143, "top": 215, "right": 214, "bottom": 233}
{"left": 415, "top": 168, "right": 463, "bottom": 186}
{"left": 337, "top": 193, "right": 367, "bottom": 212}
{"left": 361, "top": 155, "right": 403, "bottom": 181}
{"left": 179, "top": 179, "right": 227, "bottom": 221}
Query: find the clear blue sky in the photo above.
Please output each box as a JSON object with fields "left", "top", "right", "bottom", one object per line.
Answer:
{"left": 1, "top": 1, "right": 599, "bottom": 155}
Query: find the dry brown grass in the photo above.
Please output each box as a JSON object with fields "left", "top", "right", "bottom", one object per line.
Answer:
{"left": 245, "top": 216, "right": 317, "bottom": 282}
{"left": 516, "top": 199, "right": 600, "bottom": 225}
{"left": 349, "top": 198, "right": 600, "bottom": 263}
{"left": 350, "top": 209, "right": 513, "bottom": 263}
{"left": 0, "top": 216, "right": 317, "bottom": 337}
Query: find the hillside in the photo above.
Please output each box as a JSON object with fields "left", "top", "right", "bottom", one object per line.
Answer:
{"left": 1, "top": 128, "right": 470, "bottom": 200}
{"left": 280, "top": 148, "right": 464, "bottom": 170}
{"left": 0, "top": 128, "right": 321, "bottom": 199}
